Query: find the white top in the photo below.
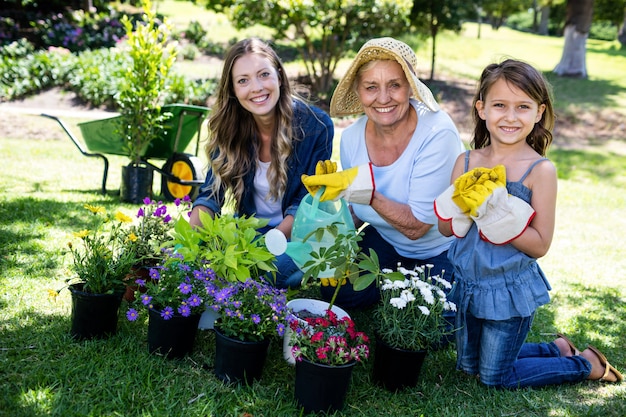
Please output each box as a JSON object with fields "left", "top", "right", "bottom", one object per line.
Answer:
{"left": 253, "top": 160, "right": 283, "bottom": 227}
{"left": 340, "top": 99, "right": 465, "bottom": 258}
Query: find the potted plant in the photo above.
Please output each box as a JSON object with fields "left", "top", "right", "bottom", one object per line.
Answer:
{"left": 125, "top": 249, "right": 215, "bottom": 359}
{"left": 168, "top": 211, "right": 278, "bottom": 283}
{"left": 279, "top": 223, "right": 386, "bottom": 364}
{"left": 117, "top": 0, "right": 177, "bottom": 203}
{"left": 206, "top": 277, "right": 289, "bottom": 384}
{"left": 288, "top": 309, "right": 370, "bottom": 414}
{"left": 123, "top": 196, "right": 192, "bottom": 301}
{"left": 372, "top": 264, "right": 457, "bottom": 391}
{"left": 61, "top": 204, "right": 137, "bottom": 340}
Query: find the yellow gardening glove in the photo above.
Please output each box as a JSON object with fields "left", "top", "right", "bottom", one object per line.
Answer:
{"left": 301, "top": 161, "right": 375, "bottom": 205}
{"left": 320, "top": 278, "right": 346, "bottom": 287}
{"left": 452, "top": 165, "right": 506, "bottom": 217}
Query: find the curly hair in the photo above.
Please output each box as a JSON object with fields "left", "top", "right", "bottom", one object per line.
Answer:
{"left": 205, "top": 38, "right": 295, "bottom": 211}
{"left": 471, "top": 59, "right": 555, "bottom": 156}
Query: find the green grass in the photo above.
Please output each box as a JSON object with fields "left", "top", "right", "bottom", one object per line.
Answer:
{"left": 2, "top": 4, "right": 626, "bottom": 416}
{"left": 1, "top": 135, "right": 625, "bottom": 415}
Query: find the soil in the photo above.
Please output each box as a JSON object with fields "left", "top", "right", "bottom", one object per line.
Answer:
{"left": 1, "top": 75, "right": 624, "bottom": 152}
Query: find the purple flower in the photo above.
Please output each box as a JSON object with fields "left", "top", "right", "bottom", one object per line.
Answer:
{"left": 149, "top": 268, "right": 161, "bottom": 280}
{"left": 140, "top": 294, "right": 152, "bottom": 306}
{"left": 163, "top": 214, "right": 172, "bottom": 223}
{"left": 137, "top": 207, "right": 145, "bottom": 218}
{"left": 126, "top": 308, "right": 139, "bottom": 321}
{"left": 143, "top": 197, "right": 152, "bottom": 205}
{"left": 178, "top": 304, "right": 191, "bottom": 317}
{"left": 276, "top": 323, "right": 285, "bottom": 337}
{"left": 135, "top": 279, "right": 146, "bottom": 287}
{"left": 186, "top": 294, "right": 202, "bottom": 307}
{"left": 160, "top": 306, "right": 174, "bottom": 320}
{"left": 251, "top": 314, "right": 261, "bottom": 324}
{"left": 179, "top": 282, "right": 192, "bottom": 294}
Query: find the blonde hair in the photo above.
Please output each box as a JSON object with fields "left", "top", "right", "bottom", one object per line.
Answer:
{"left": 205, "top": 38, "right": 294, "bottom": 211}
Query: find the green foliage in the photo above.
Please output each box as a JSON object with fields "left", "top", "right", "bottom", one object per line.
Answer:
{"left": 299, "top": 223, "right": 387, "bottom": 309}
{"left": 181, "top": 20, "right": 207, "bottom": 45}
{"left": 374, "top": 264, "right": 455, "bottom": 351}
{"left": 168, "top": 211, "right": 277, "bottom": 283}
{"left": 117, "top": 0, "right": 177, "bottom": 164}
{"left": 35, "top": 7, "right": 130, "bottom": 52}
{"left": 0, "top": 46, "right": 76, "bottom": 100}
{"left": 68, "top": 48, "right": 129, "bottom": 108}
{"left": 205, "top": 0, "right": 412, "bottom": 95}
{"left": 64, "top": 204, "right": 137, "bottom": 294}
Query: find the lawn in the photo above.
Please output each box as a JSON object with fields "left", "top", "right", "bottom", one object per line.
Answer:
{"left": 1, "top": 2, "right": 625, "bottom": 416}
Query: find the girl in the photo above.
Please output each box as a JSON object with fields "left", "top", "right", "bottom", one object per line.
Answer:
{"left": 190, "top": 38, "right": 333, "bottom": 289}
{"left": 435, "top": 59, "right": 622, "bottom": 388}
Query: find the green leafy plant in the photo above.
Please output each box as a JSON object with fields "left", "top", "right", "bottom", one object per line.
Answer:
{"left": 168, "top": 211, "right": 277, "bottom": 283}
{"left": 299, "top": 223, "right": 387, "bottom": 309}
{"left": 374, "top": 264, "right": 456, "bottom": 351}
{"left": 207, "top": 277, "right": 289, "bottom": 342}
{"left": 117, "top": 0, "right": 177, "bottom": 165}
{"left": 63, "top": 204, "right": 137, "bottom": 294}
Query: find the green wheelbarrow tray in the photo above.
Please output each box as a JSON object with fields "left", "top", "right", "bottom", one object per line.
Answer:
{"left": 77, "top": 104, "right": 210, "bottom": 159}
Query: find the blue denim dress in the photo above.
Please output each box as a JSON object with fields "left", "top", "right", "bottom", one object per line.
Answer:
{"left": 447, "top": 152, "right": 551, "bottom": 321}
{"left": 448, "top": 151, "right": 591, "bottom": 388}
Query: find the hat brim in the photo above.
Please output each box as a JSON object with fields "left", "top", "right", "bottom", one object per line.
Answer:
{"left": 330, "top": 46, "right": 440, "bottom": 117}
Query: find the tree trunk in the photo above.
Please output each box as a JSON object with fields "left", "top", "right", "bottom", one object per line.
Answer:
{"left": 618, "top": 10, "right": 626, "bottom": 48}
{"left": 553, "top": 0, "right": 594, "bottom": 78}
{"left": 538, "top": 5, "right": 550, "bottom": 36}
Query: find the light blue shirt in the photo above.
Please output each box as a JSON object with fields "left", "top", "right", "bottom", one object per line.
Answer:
{"left": 340, "top": 99, "right": 465, "bottom": 259}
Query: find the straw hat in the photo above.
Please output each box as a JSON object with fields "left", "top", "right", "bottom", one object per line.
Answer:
{"left": 330, "top": 37, "right": 440, "bottom": 117}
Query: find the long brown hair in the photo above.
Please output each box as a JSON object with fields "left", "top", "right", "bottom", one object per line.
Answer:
{"left": 471, "top": 59, "right": 555, "bottom": 156}
{"left": 205, "top": 38, "right": 294, "bottom": 211}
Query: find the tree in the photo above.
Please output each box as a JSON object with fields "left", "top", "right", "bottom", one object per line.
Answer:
{"left": 594, "top": 0, "right": 626, "bottom": 47}
{"left": 410, "top": 0, "right": 470, "bottom": 80}
{"left": 553, "top": 0, "right": 594, "bottom": 78}
{"left": 204, "top": 0, "right": 412, "bottom": 96}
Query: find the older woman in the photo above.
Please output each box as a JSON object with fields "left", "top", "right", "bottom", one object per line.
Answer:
{"left": 303, "top": 37, "right": 464, "bottom": 309}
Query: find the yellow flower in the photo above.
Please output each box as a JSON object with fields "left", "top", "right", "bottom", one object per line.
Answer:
{"left": 115, "top": 211, "right": 133, "bottom": 223}
{"left": 73, "top": 230, "right": 90, "bottom": 239}
{"left": 47, "top": 289, "right": 59, "bottom": 301}
{"left": 84, "top": 204, "right": 105, "bottom": 214}
{"left": 128, "top": 232, "right": 138, "bottom": 242}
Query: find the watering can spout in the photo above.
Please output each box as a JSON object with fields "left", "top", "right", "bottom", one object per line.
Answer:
{"left": 264, "top": 229, "right": 313, "bottom": 269}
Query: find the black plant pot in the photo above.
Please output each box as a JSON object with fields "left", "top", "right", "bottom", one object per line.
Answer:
{"left": 147, "top": 308, "right": 200, "bottom": 359}
{"left": 68, "top": 283, "right": 124, "bottom": 340}
{"left": 213, "top": 326, "right": 270, "bottom": 385}
{"left": 120, "top": 164, "right": 153, "bottom": 204}
{"left": 373, "top": 336, "right": 427, "bottom": 391}
{"left": 294, "top": 358, "right": 356, "bottom": 414}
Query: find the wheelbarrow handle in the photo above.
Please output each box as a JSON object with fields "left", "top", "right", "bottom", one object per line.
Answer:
{"left": 41, "top": 113, "right": 110, "bottom": 196}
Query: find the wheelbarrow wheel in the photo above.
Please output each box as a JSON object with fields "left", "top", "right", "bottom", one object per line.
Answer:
{"left": 161, "top": 153, "right": 205, "bottom": 202}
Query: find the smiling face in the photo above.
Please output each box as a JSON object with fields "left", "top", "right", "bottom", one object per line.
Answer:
{"left": 231, "top": 52, "right": 281, "bottom": 120}
{"left": 354, "top": 60, "right": 412, "bottom": 128}
{"left": 475, "top": 78, "right": 546, "bottom": 147}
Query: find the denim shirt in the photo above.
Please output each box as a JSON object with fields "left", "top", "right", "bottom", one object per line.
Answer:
{"left": 193, "top": 99, "right": 333, "bottom": 219}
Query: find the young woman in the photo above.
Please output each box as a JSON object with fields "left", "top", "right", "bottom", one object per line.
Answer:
{"left": 190, "top": 38, "right": 333, "bottom": 289}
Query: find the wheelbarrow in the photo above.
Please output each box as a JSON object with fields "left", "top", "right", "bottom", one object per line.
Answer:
{"left": 42, "top": 104, "right": 210, "bottom": 201}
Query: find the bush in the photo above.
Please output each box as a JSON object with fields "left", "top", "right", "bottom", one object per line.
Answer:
{"left": 67, "top": 48, "right": 130, "bottom": 108}
{"left": 0, "top": 47, "right": 76, "bottom": 101}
